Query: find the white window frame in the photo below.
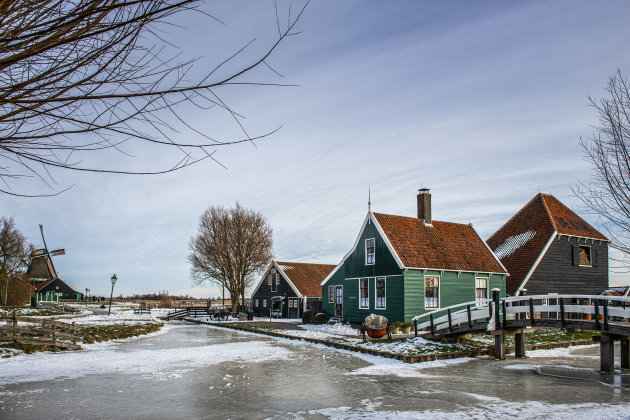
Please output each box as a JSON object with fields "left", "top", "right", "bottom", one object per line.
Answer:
{"left": 328, "top": 286, "right": 334, "bottom": 303}
{"left": 475, "top": 277, "right": 488, "bottom": 308}
{"left": 255, "top": 299, "right": 259, "bottom": 307}
{"left": 578, "top": 245, "right": 592, "bottom": 267}
{"left": 424, "top": 275, "right": 440, "bottom": 309}
{"left": 375, "top": 277, "right": 386, "bottom": 309}
{"left": 271, "top": 273, "right": 278, "bottom": 292}
{"left": 359, "top": 278, "right": 369, "bottom": 309}
{"left": 263, "top": 299, "right": 267, "bottom": 308}
{"left": 365, "top": 238, "right": 375, "bottom": 265}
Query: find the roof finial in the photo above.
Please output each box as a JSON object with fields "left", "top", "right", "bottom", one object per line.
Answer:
{"left": 368, "top": 186, "right": 371, "bottom": 211}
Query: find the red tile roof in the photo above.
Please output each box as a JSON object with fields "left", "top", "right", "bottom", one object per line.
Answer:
{"left": 372, "top": 213, "right": 506, "bottom": 274}
{"left": 276, "top": 261, "right": 337, "bottom": 297}
{"left": 542, "top": 194, "right": 607, "bottom": 240}
{"left": 487, "top": 193, "right": 608, "bottom": 295}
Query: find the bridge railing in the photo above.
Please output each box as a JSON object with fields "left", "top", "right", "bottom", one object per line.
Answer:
{"left": 413, "top": 294, "right": 630, "bottom": 337}
{"left": 412, "top": 299, "right": 492, "bottom": 335}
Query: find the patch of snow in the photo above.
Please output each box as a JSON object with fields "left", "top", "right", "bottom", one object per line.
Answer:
{"left": 527, "top": 344, "right": 598, "bottom": 358}
{"left": 0, "top": 339, "right": 291, "bottom": 385}
{"left": 494, "top": 230, "right": 536, "bottom": 259}
{"left": 58, "top": 310, "right": 163, "bottom": 325}
{"left": 296, "top": 400, "right": 630, "bottom": 420}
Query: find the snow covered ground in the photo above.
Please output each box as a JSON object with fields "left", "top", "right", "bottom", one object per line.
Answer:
{"left": 261, "top": 323, "right": 478, "bottom": 355}
{"left": 0, "top": 325, "right": 288, "bottom": 385}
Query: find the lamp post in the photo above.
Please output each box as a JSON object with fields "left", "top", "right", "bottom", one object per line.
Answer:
{"left": 108, "top": 274, "right": 117, "bottom": 316}
{"left": 85, "top": 288, "right": 88, "bottom": 307}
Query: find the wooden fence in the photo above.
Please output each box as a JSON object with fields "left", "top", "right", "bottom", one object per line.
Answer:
{"left": 0, "top": 312, "right": 82, "bottom": 351}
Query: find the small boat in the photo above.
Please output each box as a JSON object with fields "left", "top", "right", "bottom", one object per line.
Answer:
{"left": 364, "top": 314, "right": 388, "bottom": 338}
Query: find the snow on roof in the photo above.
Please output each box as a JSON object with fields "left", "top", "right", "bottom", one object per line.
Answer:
{"left": 494, "top": 230, "right": 536, "bottom": 260}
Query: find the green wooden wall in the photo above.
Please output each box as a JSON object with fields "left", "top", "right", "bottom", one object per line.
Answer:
{"left": 403, "top": 269, "right": 506, "bottom": 321}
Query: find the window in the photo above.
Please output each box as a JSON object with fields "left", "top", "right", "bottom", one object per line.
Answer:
{"left": 255, "top": 299, "right": 259, "bottom": 307}
{"left": 375, "top": 277, "right": 386, "bottom": 309}
{"left": 271, "top": 273, "right": 278, "bottom": 292}
{"left": 579, "top": 246, "right": 591, "bottom": 266}
{"left": 475, "top": 278, "right": 488, "bottom": 307}
{"left": 288, "top": 299, "right": 293, "bottom": 308}
{"left": 328, "top": 286, "right": 334, "bottom": 303}
{"left": 359, "top": 278, "right": 369, "bottom": 308}
{"left": 365, "top": 238, "right": 375, "bottom": 265}
{"left": 263, "top": 299, "right": 267, "bottom": 308}
{"left": 425, "top": 276, "right": 439, "bottom": 309}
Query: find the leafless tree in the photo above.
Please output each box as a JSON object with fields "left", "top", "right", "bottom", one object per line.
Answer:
{"left": 0, "top": 217, "right": 34, "bottom": 305}
{"left": 188, "top": 203, "right": 272, "bottom": 312}
{"left": 574, "top": 69, "right": 630, "bottom": 268}
{"left": 0, "top": 0, "right": 308, "bottom": 196}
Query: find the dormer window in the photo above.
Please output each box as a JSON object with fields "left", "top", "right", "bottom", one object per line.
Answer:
{"left": 366, "top": 238, "right": 375, "bottom": 265}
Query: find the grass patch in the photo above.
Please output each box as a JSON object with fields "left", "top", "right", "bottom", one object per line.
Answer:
{"left": 80, "top": 323, "right": 162, "bottom": 344}
{"left": 464, "top": 328, "right": 598, "bottom": 347}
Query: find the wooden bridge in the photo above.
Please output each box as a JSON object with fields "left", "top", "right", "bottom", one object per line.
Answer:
{"left": 412, "top": 290, "right": 630, "bottom": 372}
{"left": 166, "top": 307, "right": 212, "bottom": 320}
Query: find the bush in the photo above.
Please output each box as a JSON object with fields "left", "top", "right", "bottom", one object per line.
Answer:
{"left": 391, "top": 321, "right": 403, "bottom": 328}
{"left": 302, "top": 310, "right": 316, "bottom": 324}
{"left": 401, "top": 322, "right": 413, "bottom": 329}
{"left": 314, "top": 312, "right": 330, "bottom": 324}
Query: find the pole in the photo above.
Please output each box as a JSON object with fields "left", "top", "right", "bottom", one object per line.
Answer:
{"left": 108, "top": 282, "right": 115, "bottom": 315}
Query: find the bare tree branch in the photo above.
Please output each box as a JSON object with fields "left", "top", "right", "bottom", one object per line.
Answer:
{"left": 188, "top": 203, "right": 273, "bottom": 312}
{"left": 574, "top": 69, "right": 630, "bottom": 266}
{"left": 0, "top": 0, "right": 309, "bottom": 195}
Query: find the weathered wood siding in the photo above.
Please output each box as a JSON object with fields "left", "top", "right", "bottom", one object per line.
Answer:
{"left": 525, "top": 236, "right": 608, "bottom": 295}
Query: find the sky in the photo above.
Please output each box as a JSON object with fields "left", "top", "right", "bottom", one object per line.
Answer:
{"left": 3, "top": 0, "right": 630, "bottom": 297}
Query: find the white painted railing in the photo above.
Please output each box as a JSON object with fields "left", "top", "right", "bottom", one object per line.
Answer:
{"left": 413, "top": 295, "right": 630, "bottom": 336}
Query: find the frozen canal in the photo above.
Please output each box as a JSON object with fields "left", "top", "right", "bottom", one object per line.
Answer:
{"left": 1, "top": 324, "right": 629, "bottom": 419}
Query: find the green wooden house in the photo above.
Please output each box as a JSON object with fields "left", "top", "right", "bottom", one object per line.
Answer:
{"left": 321, "top": 190, "right": 508, "bottom": 323}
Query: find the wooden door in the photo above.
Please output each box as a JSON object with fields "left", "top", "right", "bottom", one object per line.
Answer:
{"left": 335, "top": 286, "right": 343, "bottom": 317}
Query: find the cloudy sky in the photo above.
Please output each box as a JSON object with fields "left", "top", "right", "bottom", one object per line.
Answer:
{"left": 4, "top": 1, "right": 630, "bottom": 297}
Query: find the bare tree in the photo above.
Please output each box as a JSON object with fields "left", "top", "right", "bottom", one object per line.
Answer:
{"left": 574, "top": 69, "right": 630, "bottom": 267}
{"left": 188, "top": 203, "right": 272, "bottom": 312}
{"left": 0, "top": 0, "right": 308, "bottom": 196}
{"left": 0, "top": 217, "right": 34, "bottom": 305}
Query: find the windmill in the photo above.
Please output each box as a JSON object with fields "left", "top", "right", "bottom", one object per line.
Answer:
{"left": 27, "top": 224, "right": 65, "bottom": 284}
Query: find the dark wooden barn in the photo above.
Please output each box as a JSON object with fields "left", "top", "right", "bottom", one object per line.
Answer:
{"left": 35, "top": 277, "right": 82, "bottom": 301}
{"left": 487, "top": 193, "right": 609, "bottom": 296}
{"left": 251, "top": 261, "right": 336, "bottom": 319}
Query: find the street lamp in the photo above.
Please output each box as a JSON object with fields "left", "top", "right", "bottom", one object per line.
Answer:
{"left": 108, "top": 274, "right": 117, "bottom": 316}
{"left": 85, "top": 288, "right": 88, "bottom": 307}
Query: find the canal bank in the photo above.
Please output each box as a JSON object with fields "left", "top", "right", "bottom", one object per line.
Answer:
{"left": 185, "top": 318, "right": 597, "bottom": 364}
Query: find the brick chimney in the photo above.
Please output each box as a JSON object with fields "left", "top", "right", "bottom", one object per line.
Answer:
{"left": 417, "top": 188, "right": 431, "bottom": 224}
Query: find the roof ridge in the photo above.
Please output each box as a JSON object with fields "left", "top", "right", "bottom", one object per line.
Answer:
{"left": 372, "top": 212, "right": 471, "bottom": 227}
{"left": 488, "top": 193, "right": 554, "bottom": 243}
{"left": 539, "top": 193, "right": 559, "bottom": 232}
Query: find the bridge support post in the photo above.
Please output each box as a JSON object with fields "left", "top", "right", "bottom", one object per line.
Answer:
{"left": 494, "top": 331, "right": 505, "bottom": 360}
{"left": 599, "top": 334, "right": 615, "bottom": 373}
{"left": 621, "top": 338, "right": 630, "bottom": 369}
{"left": 514, "top": 329, "right": 526, "bottom": 358}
